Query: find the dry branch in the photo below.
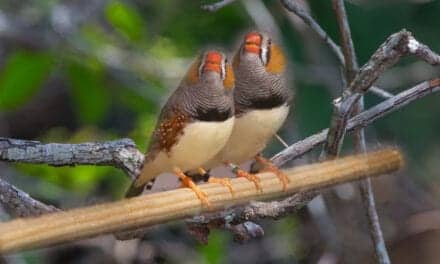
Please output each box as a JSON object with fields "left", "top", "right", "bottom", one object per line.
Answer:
{"left": 0, "top": 148, "right": 403, "bottom": 253}
{"left": 0, "top": 178, "right": 59, "bottom": 217}
{"left": 331, "top": 0, "right": 390, "bottom": 262}
{"left": 0, "top": 138, "right": 144, "bottom": 180}
{"left": 279, "top": 0, "right": 392, "bottom": 101}
{"left": 201, "top": 0, "right": 236, "bottom": 12}
{"left": 280, "top": 0, "right": 344, "bottom": 65}
{"left": 324, "top": 30, "right": 440, "bottom": 157}
{"left": 271, "top": 78, "right": 440, "bottom": 166}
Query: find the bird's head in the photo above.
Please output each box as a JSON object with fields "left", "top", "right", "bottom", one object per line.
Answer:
{"left": 184, "top": 50, "right": 234, "bottom": 90}
{"left": 234, "top": 31, "right": 286, "bottom": 74}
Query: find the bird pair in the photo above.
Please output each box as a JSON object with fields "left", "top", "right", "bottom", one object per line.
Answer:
{"left": 125, "top": 31, "right": 293, "bottom": 207}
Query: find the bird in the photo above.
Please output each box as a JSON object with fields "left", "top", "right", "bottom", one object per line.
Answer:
{"left": 125, "top": 50, "right": 236, "bottom": 207}
{"left": 199, "top": 31, "right": 293, "bottom": 192}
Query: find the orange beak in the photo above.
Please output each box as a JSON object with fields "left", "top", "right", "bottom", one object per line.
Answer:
{"left": 202, "top": 51, "right": 223, "bottom": 73}
{"left": 244, "top": 32, "right": 262, "bottom": 54}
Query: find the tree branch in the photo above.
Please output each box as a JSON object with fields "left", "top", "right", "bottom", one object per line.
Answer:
{"left": 271, "top": 78, "right": 440, "bottom": 166}
{"left": 0, "top": 148, "right": 403, "bottom": 253}
{"left": 0, "top": 138, "right": 144, "bottom": 180}
{"left": 324, "top": 30, "right": 440, "bottom": 157}
{"left": 201, "top": 0, "right": 237, "bottom": 12}
{"left": 332, "top": 0, "right": 390, "bottom": 262}
{"left": 0, "top": 178, "right": 59, "bottom": 217}
{"left": 280, "top": 0, "right": 345, "bottom": 65}
{"left": 279, "top": 0, "right": 393, "bottom": 101}
{"left": 370, "top": 86, "right": 394, "bottom": 99}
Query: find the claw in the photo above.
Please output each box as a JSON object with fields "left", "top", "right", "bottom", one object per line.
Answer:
{"left": 235, "top": 168, "right": 262, "bottom": 192}
{"left": 197, "top": 167, "right": 235, "bottom": 197}
{"left": 208, "top": 177, "right": 235, "bottom": 197}
{"left": 256, "top": 156, "right": 289, "bottom": 191}
{"left": 174, "top": 167, "right": 211, "bottom": 207}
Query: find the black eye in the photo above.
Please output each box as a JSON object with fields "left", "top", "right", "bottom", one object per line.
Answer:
{"left": 268, "top": 39, "right": 272, "bottom": 45}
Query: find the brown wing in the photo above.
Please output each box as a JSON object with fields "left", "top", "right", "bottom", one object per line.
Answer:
{"left": 146, "top": 108, "right": 190, "bottom": 160}
{"left": 125, "top": 109, "right": 190, "bottom": 198}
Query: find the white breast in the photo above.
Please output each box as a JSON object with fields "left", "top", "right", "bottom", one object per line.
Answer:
{"left": 209, "top": 104, "right": 289, "bottom": 166}
{"left": 169, "top": 117, "right": 235, "bottom": 170}
{"left": 137, "top": 117, "right": 235, "bottom": 186}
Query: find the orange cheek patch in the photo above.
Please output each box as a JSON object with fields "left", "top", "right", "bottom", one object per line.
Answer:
{"left": 223, "top": 64, "right": 235, "bottom": 90}
{"left": 265, "top": 44, "right": 286, "bottom": 74}
{"left": 185, "top": 58, "right": 200, "bottom": 85}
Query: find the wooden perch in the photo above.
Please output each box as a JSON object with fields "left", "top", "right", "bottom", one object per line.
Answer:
{"left": 0, "top": 148, "right": 403, "bottom": 254}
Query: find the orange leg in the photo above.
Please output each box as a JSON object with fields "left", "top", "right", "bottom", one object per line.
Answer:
{"left": 197, "top": 168, "right": 235, "bottom": 197}
{"left": 226, "top": 162, "right": 262, "bottom": 192}
{"left": 173, "top": 167, "right": 211, "bottom": 207}
{"left": 255, "top": 155, "right": 289, "bottom": 191}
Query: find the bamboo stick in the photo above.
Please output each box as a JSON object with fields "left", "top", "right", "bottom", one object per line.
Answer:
{"left": 0, "top": 148, "right": 403, "bottom": 253}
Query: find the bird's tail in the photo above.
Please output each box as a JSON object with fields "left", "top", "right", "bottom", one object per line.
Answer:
{"left": 125, "top": 161, "right": 158, "bottom": 198}
{"left": 125, "top": 181, "right": 146, "bottom": 198}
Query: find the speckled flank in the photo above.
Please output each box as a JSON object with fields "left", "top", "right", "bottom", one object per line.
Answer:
{"left": 156, "top": 110, "right": 189, "bottom": 154}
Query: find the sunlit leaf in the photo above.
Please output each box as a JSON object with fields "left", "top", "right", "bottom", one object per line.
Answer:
{"left": 0, "top": 51, "right": 53, "bottom": 110}
{"left": 105, "top": 0, "right": 145, "bottom": 42}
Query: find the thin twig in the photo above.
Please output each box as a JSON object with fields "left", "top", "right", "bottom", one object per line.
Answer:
{"left": 370, "top": 86, "right": 394, "bottom": 99}
{"left": 271, "top": 78, "right": 440, "bottom": 166}
{"left": 201, "top": 0, "right": 237, "bottom": 12}
{"left": 332, "top": 0, "right": 358, "bottom": 80}
{"left": 280, "top": 0, "right": 345, "bottom": 65}
{"left": 0, "top": 138, "right": 144, "bottom": 180}
{"left": 279, "top": 0, "right": 392, "bottom": 101}
{"left": 0, "top": 149, "right": 403, "bottom": 253}
{"left": 281, "top": 0, "right": 345, "bottom": 65}
{"left": 359, "top": 178, "right": 390, "bottom": 263}
{"left": 332, "top": 0, "right": 390, "bottom": 262}
{"left": 275, "top": 134, "right": 289, "bottom": 148}
{"left": 0, "top": 178, "right": 60, "bottom": 217}
{"left": 324, "top": 30, "right": 440, "bottom": 157}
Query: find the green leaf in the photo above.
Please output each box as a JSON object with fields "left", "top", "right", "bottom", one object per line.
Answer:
{"left": 67, "top": 62, "right": 109, "bottom": 124}
{"left": 19, "top": 163, "right": 114, "bottom": 195}
{"left": 105, "top": 1, "right": 145, "bottom": 42}
{"left": 0, "top": 51, "right": 53, "bottom": 110}
{"left": 198, "top": 230, "right": 228, "bottom": 264}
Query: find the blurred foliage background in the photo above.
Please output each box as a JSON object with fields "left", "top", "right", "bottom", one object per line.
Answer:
{"left": 0, "top": 0, "right": 439, "bottom": 263}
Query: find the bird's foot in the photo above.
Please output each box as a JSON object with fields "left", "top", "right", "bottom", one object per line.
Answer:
{"left": 234, "top": 168, "right": 262, "bottom": 192}
{"left": 196, "top": 167, "right": 235, "bottom": 197}
{"left": 174, "top": 167, "right": 211, "bottom": 208}
{"left": 255, "top": 156, "right": 289, "bottom": 191}
{"left": 208, "top": 177, "right": 235, "bottom": 197}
